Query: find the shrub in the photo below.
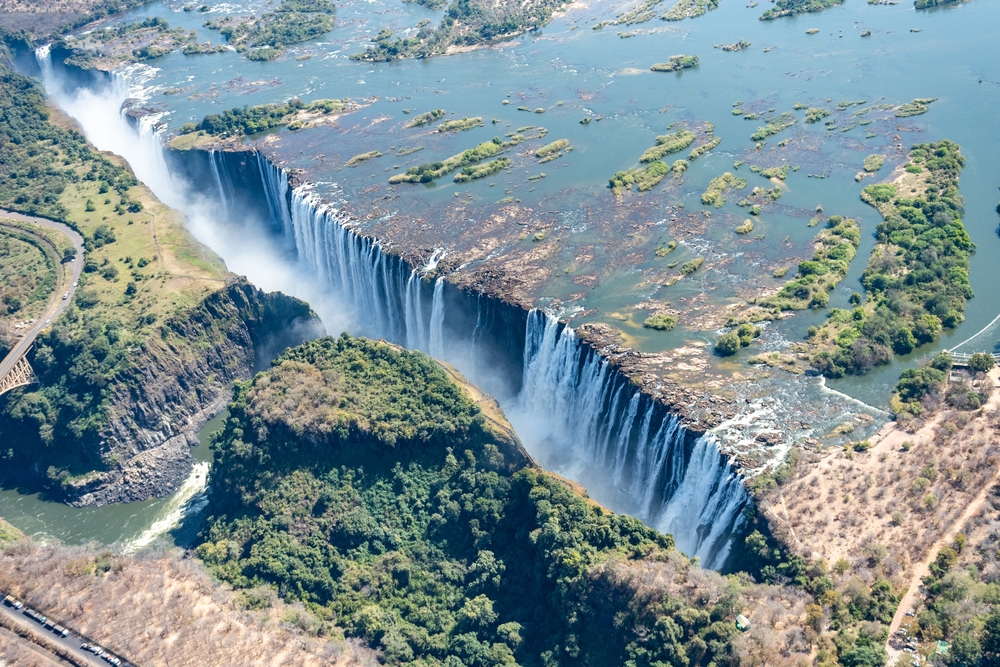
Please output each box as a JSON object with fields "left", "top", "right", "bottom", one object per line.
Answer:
{"left": 969, "top": 352, "right": 996, "bottom": 373}
{"left": 715, "top": 333, "right": 741, "bottom": 356}
{"left": 643, "top": 314, "right": 677, "bottom": 330}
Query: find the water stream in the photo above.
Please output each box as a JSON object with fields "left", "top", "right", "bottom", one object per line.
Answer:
{"left": 5, "top": 0, "right": 999, "bottom": 568}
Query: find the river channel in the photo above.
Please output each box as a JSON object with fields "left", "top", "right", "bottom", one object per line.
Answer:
{"left": 2, "top": 0, "right": 999, "bottom": 553}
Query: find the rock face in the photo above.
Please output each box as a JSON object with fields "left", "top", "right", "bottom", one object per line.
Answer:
{"left": 62, "top": 278, "right": 322, "bottom": 506}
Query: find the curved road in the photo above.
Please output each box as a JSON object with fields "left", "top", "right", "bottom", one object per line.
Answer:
{"left": 0, "top": 210, "right": 84, "bottom": 387}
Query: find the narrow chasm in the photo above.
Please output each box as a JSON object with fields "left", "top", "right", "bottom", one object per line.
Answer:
{"left": 33, "top": 51, "right": 752, "bottom": 569}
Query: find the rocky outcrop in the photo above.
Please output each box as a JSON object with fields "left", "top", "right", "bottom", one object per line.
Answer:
{"left": 63, "top": 278, "right": 323, "bottom": 506}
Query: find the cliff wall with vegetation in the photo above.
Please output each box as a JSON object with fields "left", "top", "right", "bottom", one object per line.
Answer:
{"left": 0, "top": 61, "right": 321, "bottom": 505}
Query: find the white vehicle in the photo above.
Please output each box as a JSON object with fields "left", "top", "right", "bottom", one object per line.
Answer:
{"left": 72, "top": 281, "right": 78, "bottom": 287}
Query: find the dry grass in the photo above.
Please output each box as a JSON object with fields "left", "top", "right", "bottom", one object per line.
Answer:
{"left": 761, "top": 369, "right": 1000, "bottom": 588}
{"left": 593, "top": 549, "right": 814, "bottom": 666}
{"left": 0, "top": 629, "right": 65, "bottom": 667}
{"left": 0, "top": 543, "right": 378, "bottom": 667}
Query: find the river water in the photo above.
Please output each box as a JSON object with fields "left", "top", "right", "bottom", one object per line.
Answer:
{"left": 0, "top": 411, "right": 224, "bottom": 548}
{"left": 3, "top": 0, "right": 999, "bottom": 553}
{"left": 77, "top": 0, "right": 1000, "bottom": 408}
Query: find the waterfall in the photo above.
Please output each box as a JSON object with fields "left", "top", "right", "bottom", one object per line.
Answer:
{"left": 515, "top": 310, "right": 749, "bottom": 569}
{"left": 32, "top": 49, "right": 753, "bottom": 568}
{"left": 404, "top": 270, "right": 427, "bottom": 352}
{"left": 429, "top": 277, "right": 445, "bottom": 360}
{"left": 257, "top": 152, "right": 294, "bottom": 243}
{"left": 209, "top": 150, "right": 231, "bottom": 218}
{"left": 261, "top": 166, "right": 751, "bottom": 568}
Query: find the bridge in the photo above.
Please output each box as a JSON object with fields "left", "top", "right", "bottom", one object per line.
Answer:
{"left": 0, "top": 211, "right": 84, "bottom": 398}
{"left": 945, "top": 311, "right": 1000, "bottom": 368}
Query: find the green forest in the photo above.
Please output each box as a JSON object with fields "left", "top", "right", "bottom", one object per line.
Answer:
{"left": 811, "top": 140, "right": 973, "bottom": 378}
{"left": 196, "top": 335, "right": 938, "bottom": 667}
{"left": 0, "top": 66, "right": 138, "bottom": 222}
{"left": 200, "top": 336, "right": 762, "bottom": 667}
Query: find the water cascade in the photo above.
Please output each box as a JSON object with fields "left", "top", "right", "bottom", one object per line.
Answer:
{"left": 33, "top": 49, "right": 752, "bottom": 568}
{"left": 267, "top": 175, "right": 748, "bottom": 567}
{"left": 516, "top": 311, "right": 748, "bottom": 569}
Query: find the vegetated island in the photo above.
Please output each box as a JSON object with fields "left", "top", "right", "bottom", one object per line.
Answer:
{"left": 194, "top": 333, "right": 816, "bottom": 666}
{"left": 761, "top": 215, "right": 861, "bottom": 312}
{"left": 663, "top": 0, "right": 719, "bottom": 21}
{"left": 390, "top": 137, "right": 511, "bottom": 184}
{"left": 651, "top": 54, "right": 699, "bottom": 72}
{"left": 350, "top": 0, "right": 573, "bottom": 61}
{"left": 810, "top": 140, "right": 973, "bottom": 378}
{"left": 201, "top": 0, "right": 336, "bottom": 61}
{"left": 592, "top": 0, "right": 718, "bottom": 28}
{"left": 0, "top": 63, "right": 317, "bottom": 505}
{"left": 170, "top": 97, "right": 357, "bottom": 149}
{"left": 403, "top": 109, "right": 446, "bottom": 128}
{"left": 59, "top": 16, "right": 225, "bottom": 71}
{"left": 609, "top": 127, "right": 698, "bottom": 194}
{"left": 760, "top": 0, "right": 844, "bottom": 20}
{"left": 915, "top": 0, "right": 966, "bottom": 8}
{"left": 0, "top": 0, "right": 151, "bottom": 41}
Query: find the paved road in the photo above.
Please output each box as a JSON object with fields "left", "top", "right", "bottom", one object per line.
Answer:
{"left": 0, "top": 210, "right": 85, "bottom": 385}
{"left": 0, "top": 600, "right": 107, "bottom": 667}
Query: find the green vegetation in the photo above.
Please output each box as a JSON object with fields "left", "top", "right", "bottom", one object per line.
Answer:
{"left": 0, "top": 68, "right": 140, "bottom": 222}
{"left": 0, "top": 65, "right": 312, "bottom": 488}
{"left": 454, "top": 157, "right": 510, "bottom": 182}
{"left": 184, "top": 98, "right": 346, "bottom": 139}
{"left": 345, "top": 151, "right": 383, "bottom": 167}
{"left": 204, "top": 0, "right": 336, "bottom": 61}
{"left": 716, "top": 323, "right": 761, "bottom": 356}
{"left": 701, "top": 172, "right": 747, "bottom": 207}
{"left": 0, "top": 516, "right": 24, "bottom": 544}
{"left": 0, "top": 225, "right": 58, "bottom": 322}
{"left": 915, "top": 0, "right": 961, "bottom": 8}
{"left": 437, "top": 117, "right": 484, "bottom": 133}
{"left": 534, "top": 139, "right": 571, "bottom": 160}
{"left": 735, "top": 219, "right": 754, "bottom": 234}
{"left": 350, "top": 0, "right": 573, "bottom": 61}
{"left": 895, "top": 97, "right": 937, "bottom": 118}
{"left": 750, "top": 112, "right": 796, "bottom": 141}
{"left": 643, "top": 313, "right": 677, "bottom": 330}
{"left": 197, "top": 335, "right": 749, "bottom": 667}
{"left": 650, "top": 54, "right": 699, "bottom": 71}
{"left": 639, "top": 130, "right": 696, "bottom": 162}
{"left": 591, "top": 0, "right": 668, "bottom": 27}
{"left": 811, "top": 140, "right": 973, "bottom": 378}
{"left": 762, "top": 216, "right": 861, "bottom": 311}
{"left": 688, "top": 135, "right": 721, "bottom": 160}
{"left": 60, "top": 16, "right": 218, "bottom": 70}
{"left": 760, "top": 0, "right": 843, "bottom": 19}
{"left": 750, "top": 164, "right": 791, "bottom": 180}
{"left": 679, "top": 257, "right": 704, "bottom": 274}
{"left": 662, "top": 0, "right": 718, "bottom": 20}
{"left": 863, "top": 154, "right": 885, "bottom": 172}
{"left": 609, "top": 160, "right": 671, "bottom": 193}
{"left": 969, "top": 352, "right": 996, "bottom": 373}
{"left": 390, "top": 138, "right": 504, "bottom": 184}
{"left": 720, "top": 39, "right": 751, "bottom": 51}
{"left": 403, "top": 109, "right": 446, "bottom": 128}
{"left": 655, "top": 240, "right": 678, "bottom": 256}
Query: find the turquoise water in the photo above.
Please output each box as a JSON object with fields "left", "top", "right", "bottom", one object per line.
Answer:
{"left": 0, "top": 411, "right": 224, "bottom": 547}
{"left": 9, "top": 0, "right": 1000, "bottom": 545}
{"left": 99, "top": 0, "right": 1000, "bottom": 407}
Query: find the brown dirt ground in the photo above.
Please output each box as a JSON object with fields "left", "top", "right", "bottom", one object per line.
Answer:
{"left": 0, "top": 543, "right": 378, "bottom": 667}
{"left": 761, "top": 368, "right": 1000, "bottom": 596}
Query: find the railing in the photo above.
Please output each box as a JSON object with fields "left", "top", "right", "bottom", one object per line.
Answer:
{"left": 948, "top": 352, "right": 1000, "bottom": 367}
